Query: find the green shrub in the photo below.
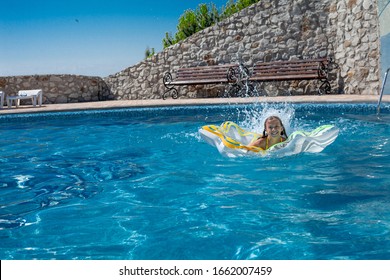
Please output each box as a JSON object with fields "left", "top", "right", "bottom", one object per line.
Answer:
{"left": 163, "top": 32, "right": 176, "bottom": 49}
{"left": 144, "top": 47, "right": 155, "bottom": 59}
{"left": 162, "top": 0, "right": 261, "bottom": 49}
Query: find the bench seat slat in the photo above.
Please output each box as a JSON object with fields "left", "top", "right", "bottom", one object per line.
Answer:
{"left": 177, "top": 71, "right": 229, "bottom": 76}
{"left": 249, "top": 74, "right": 322, "bottom": 81}
{"left": 177, "top": 72, "right": 228, "bottom": 77}
{"left": 256, "top": 58, "right": 327, "bottom": 65}
{"left": 252, "top": 73, "right": 322, "bottom": 78}
{"left": 177, "top": 74, "right": 228, "bottom": 79}
{"left": 167, "top": 64, "right": 237, "bottom": 86}
{"left": 253, "top": 65, "right": 321, "bottom": 71}
{"left": 175, "top": 64, "right": 236, "bottom": 71}
{"left": 253, "top": 64, "right": 320, "bottom": 69}
{"left": 255, "top": 62, "right": 324, "bottom": 67}
{"left": 253, "top": 68, "right": 320, "bottom": 73}
{"left": 170, "top": 78, "right": 229, "bottom": 85}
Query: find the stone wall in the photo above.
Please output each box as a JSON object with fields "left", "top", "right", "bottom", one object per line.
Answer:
{"left": 0, "top": 0, "right": 381, "bottom": 104}
{"left": 105, "top": 0, "right": 381, "bottom": 99}
{"left": 0, "top": 75, "right": 110, "bottom": 104}
{"left": 328, "top": 0, "right": 381, "bottom": 95}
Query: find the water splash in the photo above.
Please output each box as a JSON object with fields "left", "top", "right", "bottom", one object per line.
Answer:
{"left": 237, "top": 103, "right": 295, "bottom": 136}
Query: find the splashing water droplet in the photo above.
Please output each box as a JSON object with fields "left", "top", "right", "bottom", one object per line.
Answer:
{"left": 237, "top": 102, "right": 296, "bottom": 135}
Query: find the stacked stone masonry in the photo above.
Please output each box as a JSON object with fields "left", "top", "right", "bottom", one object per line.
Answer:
{"left": 0, "top": 0, "right": 381, "bottom": 104}
{"left": 0, "top": 75, "right": 110, "bottom": 105}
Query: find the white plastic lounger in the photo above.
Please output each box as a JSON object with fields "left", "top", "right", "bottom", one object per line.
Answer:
{"left": 7, "top": 89, "right": 43, "bottom": 108}
{"left": 0, "top": 91, "right": 4, "bottom": 109}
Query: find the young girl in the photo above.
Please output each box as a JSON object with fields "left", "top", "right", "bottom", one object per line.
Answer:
{"left": 249, "top": 116, "right": 288, "bottom": 150}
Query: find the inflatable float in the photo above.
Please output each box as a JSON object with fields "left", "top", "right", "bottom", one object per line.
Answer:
{"left": 199, "top": 121, "right": 339, "bottom": 157}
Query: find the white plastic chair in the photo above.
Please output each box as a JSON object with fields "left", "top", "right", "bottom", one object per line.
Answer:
{"left": 7, "top": 89, "right": 43, "bottom": 108}
{"left": 0, "top": 91, "right": 4, "bottom": 109}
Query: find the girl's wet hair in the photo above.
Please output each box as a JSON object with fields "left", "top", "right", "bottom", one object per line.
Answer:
{"left": 262, "top": 116, "right": 288, "bottom": 138}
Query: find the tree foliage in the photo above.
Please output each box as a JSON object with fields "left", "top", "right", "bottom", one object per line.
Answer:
{"left": 162, "top": 0, "right": 261, "bottom": 49}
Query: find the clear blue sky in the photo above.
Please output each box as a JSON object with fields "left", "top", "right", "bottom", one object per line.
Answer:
{"left": 0, "top": 0, "right": 229, "bottom": 77}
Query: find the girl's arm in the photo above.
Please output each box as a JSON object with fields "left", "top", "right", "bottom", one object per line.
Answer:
{"left": 248, "top": 137, "right": 265, "bottom": 149}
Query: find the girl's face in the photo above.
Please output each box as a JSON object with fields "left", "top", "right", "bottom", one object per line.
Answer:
{"left": 265, "top": 119, "right": 283, "bottom": 138}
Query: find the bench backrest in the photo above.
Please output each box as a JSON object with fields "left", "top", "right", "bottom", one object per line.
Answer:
{"left": 18, "top": 89, "right": 43, "bottom": 97}
{"left": 175, "top": 64, "right": 237, "bottom": 82}
{"left": 250, "top": 58, "right": 328, "bottom": 81}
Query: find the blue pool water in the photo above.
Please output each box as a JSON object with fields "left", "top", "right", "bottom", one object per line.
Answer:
{"left": 0, "top": 103, "right": 389, "bottom": 260}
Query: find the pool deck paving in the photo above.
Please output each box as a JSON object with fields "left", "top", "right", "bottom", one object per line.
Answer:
{"left": 0, "top": 94, "right": 389, "bottom": 115}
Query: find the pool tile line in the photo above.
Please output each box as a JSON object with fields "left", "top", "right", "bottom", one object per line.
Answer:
{"left": 0, "top": 95, "right": 389, "bottom": 115}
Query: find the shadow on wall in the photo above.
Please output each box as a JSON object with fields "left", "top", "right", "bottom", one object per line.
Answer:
{"left": 98, "top": 80, "right": 112, "bottom": 101}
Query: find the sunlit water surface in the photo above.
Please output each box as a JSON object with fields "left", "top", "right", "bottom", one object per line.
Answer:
{"left": 0, "top": 103, "right": 389, "bottom": 260}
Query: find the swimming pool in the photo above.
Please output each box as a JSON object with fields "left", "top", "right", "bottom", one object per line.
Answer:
{"left": 0, "top": 103, "right": 389, "bottom": 260}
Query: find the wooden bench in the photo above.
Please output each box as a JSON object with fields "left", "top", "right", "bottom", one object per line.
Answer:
{"left": 163, "top": 64, "right": 246, "bottom": 99}
{"left": 249, "top": 58, "right": 333, "bottom": 94}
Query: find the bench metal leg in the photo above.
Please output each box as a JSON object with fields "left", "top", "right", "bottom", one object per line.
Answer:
{"left": 225, "top": 64, "right": 255, "bottom": 97}
{"left": 319, "top": 80, "right": 331, "bottom": 95}
{"left": 227, "top": 64, "right": 250, "bottom": 83}
{"left": 163, "top": 88, "right": 178, "bottom": 100}
{"left": 317, "top": 59, "right": 336, "bottom": 95}
{"left": 226, "top": 84, "right": 242, "bottom": 97}
{"left": 163, "top": 72, "right": 178, "bottom": 100}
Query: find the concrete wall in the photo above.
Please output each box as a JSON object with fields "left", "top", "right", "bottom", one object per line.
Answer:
{"left": 0, "top": 0, "right": 381, "bottom": 104}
